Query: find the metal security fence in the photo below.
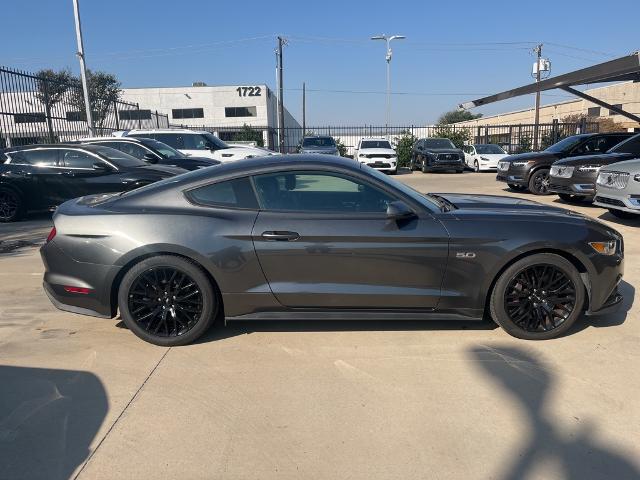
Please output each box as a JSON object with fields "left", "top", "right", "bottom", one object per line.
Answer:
{"left": 0, "top": 66, "right": 169, "bottom": 148}
{"left": 170, "top": 121, "right": 600, "bottom": 156}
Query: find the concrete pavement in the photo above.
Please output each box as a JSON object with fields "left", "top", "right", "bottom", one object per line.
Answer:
{"left": 1, "top": 171, "right": 638, "bottom": 480}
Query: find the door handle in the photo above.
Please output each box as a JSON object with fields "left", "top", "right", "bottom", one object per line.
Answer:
{"left": 261, "top": 231, "right": 300, "bottom": 241}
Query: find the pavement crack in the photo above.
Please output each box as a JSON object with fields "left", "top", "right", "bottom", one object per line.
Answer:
{"left": 73, "top": 347, "right": 172, "bottom": 480}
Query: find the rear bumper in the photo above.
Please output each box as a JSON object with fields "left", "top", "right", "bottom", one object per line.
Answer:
{"left": 40, "top": 241, "right": 118, "bottom": 318}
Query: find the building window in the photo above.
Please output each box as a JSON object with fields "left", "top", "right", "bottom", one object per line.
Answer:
{"left": 66, "top": 111, "right": 85, "bottom": 122}
{"left": 172, "top": 108, "right": 204, "bottom": 119}
{"left": 587, "top": 107, "right": 601, "bottom": 117}
{"left": 609, "top": 104, "right": 623, "bottom": 116}
{"left": 119, "top": 109, "right": 152, "bottom": 120}
{"left": 225, "top": 106, "right": 257, "bottom": 118}
{"left": 14, "top": 112, "right": 46, "bottom": 123}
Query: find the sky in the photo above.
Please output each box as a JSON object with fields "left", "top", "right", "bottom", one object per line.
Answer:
{"left": 1, "top": 0, "right": 638, "bottom": 125}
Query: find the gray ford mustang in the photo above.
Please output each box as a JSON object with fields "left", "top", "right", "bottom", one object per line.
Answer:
{"left": 41, "top": 155, "right": 624, "bottom": 345}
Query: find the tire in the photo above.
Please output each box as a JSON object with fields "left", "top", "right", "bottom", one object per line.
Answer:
{"left": 456, "top": 169, "right": 464, "bottom": 174}
{"left": 421, "top": 160, "right": 429, "bottom": 173}
{"left": 558, "top": 193, "right": 575, "bottom": 202}
{"left": 608, "top": 208, "right": 639, "bottom": 220}
{"left": 474, "top": 161, "right": 480, "bottom": 173}
{"left": 118, "top": 255, "right": 219, "bottom": 346}
{"left": 0, "top": 187, "right": 24, "bottom": 223}
{"left": 507, "top": 183, "right": 525, "bottom": 192}
{"left": 389, "top": 168, "right": 397, "bottom": 175}
{"left": 489, "top": 253, "right": 585, "bottom": 340}
{"left": 528, "top": 168, "right": 551, "bottom": 195}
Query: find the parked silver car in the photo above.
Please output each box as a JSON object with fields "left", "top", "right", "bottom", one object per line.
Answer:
{"left": 594, "top": 158, "right": 640, "bottom": 219}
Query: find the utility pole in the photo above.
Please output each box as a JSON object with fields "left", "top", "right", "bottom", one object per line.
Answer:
{"left": 302, "top": 82, "right": 306, "bottom": 135}
{"left": 72, "top": 0, "right": 94, "bottom": 136}
{"left": 533, "top": 43, "right": 543, "bottom": 151}
{"left": 275, "top": 36, "right": 286, "bottom": 153}
{"left": 371, "top": 34, "right": 405, "bottom": 137}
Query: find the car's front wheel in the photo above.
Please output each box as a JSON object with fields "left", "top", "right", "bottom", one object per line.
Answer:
{"left": 118, "top": 255, "right": 218, "bottom": 346}
{"left": 489, "top": 253, "right": 584, "bottom": 340}
{"left": 474, "top": 160, "right": 480, "bottom": 172}
{"left": 421, "top": 160, "right": 429, "bottom": 173}
{"left": 529, "top": 169, "right": 551, "bottom": 195}
{"left": 0, "top": 187, "right": 23, "bottom": 223}
{"left": 608, "top": 208, "right": 639, "bottom": 220}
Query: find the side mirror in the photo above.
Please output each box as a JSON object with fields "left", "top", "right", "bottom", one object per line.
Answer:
{"left": 92, "top": 162, "right": 110, "bottom": 172}
{"left": 143, "top": 153, "right": 159, "bottom": 164}
{"left": 386, "top": 201, "right": 415, "bottom": 220}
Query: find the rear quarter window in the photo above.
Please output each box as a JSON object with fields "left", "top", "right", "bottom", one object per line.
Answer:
{"left": 186, "top": 177, "right": 258, "bottom": 209}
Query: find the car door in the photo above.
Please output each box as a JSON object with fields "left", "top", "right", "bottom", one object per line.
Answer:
{"left": 251, "top": 170, "right": 449, "bottom": 309}
{"left": 8, "top": 149, "right": 62, "bottom": 209}
{"left": 58, "top": 148, "right": 123, "bottom": 197}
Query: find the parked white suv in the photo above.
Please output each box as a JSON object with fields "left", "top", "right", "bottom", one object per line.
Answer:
{"left": 120, "top": 129, "right": 275, "bottom": 162}
{"left": 593, "top": 158, "right": 640, "bottom": 219}
{"left": 354, "top": 138, "right": 397, "bottom": 174}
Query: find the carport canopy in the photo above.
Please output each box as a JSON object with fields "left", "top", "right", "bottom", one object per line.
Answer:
{"left": 459, "top": 51, "right": 640, "bottom": 123}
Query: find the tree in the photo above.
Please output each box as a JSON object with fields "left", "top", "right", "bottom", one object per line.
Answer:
{"left": 35, "top": 69, "right": 73, "bottom": 111}
{"left": 392, "top": 130, "right": 418, "bottom": 168}
{"left": 432, "top": 124, "right": 471, "bottom": 148}
{"left": 70, "top": 69, "right": 122, "bottom": 129}
{"left": 230, "top": 124, "right": 264, "bottom": 146}
{"left": 334, "top": 137, "right": 348, "bottom": 157}
{"left": 437, "top": 109, "right": 482, "bottom": 125}
{"left": 517, "top": 135, "right": 533, "bottom": 153}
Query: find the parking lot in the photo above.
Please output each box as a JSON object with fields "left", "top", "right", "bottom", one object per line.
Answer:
{"left": 1, "top": 170, "right": 639, "bottom": 480}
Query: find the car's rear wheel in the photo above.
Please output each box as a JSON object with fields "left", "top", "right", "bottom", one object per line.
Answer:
{"left": 489, "top": 253, "right": 584, "bottom": 340}
{"left": 529, "top": 169, "right": 551, "bottom": 195}
{"left": 0, "top": 187, "right": 23, "bottom": 223}
{"left": 608, "top": 208, "right": 639, "bottom": 220}
{"left": 118, "top": 255, "right": 218, "bottom": 346}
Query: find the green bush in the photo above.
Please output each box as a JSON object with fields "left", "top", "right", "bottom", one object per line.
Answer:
{"left": 432, "top": 125, "right": 471, "bottom": 149}
{"left": 393, "top": 130, "right": 418, "bottom": 168}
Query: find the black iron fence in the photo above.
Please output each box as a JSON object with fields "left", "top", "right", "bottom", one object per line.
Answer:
{"left": 0, "top": 66, "right": 169, "bottom": 148}
{"left": 171, "top": 121, "right": 600, "bottom": 156}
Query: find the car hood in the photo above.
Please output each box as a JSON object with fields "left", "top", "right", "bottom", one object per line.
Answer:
{"left": 358, "top": 148, "right": 396, "bottom": 155}
{"left": 599, "top": 158, "right": 640, "bottom": 174}
{"left": 504, "top": 151, "right": 561, "bottom": 163}
{"left": 301, "top": 146, "right": 339, "bottom": 153}
{"left": 127, "top": 164, "right": 187, "bottom": 176}
{"left": 425, "top": 148, "right": 463, "bottom": 154}
{"left": 552, "top": 152, "right": 635, "bottom": 167}
{"left": 476, "top": 153, "right": 509, "bottom": 160}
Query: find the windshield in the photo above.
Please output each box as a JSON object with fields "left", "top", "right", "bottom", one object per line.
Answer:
{"left": 302, "top": 137, "right": 335, "bottom": 147}
{"left": 424, "top": 138, "right": 455, "bottom": 149}
{"left": 609, "top": 134, "right": 640, "bottom": 154}
{"left": 363, "top": 165, "right": 441, "bottom": 210}
{"left": 361, "top": 140, "right": 392, "bottom": 149}
{"left": 202, "top": 133, "right": 229, "bottom": 150}
{"left": 92, "top": 146, "right": 147, "bottom": 167}
{"left": 544, "top": 135, "right": 587, "bottom": 153}
{"left": 475, "top": 144, "right": 505, "bottom": 154}
{"left": 143, "top": 139, "right": 185, "bottom": 159}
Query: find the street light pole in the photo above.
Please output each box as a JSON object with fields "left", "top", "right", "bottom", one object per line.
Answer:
{"left": 371, "top": 34, "right": 405, "bottom": 135}
{"left": 72, "top": 0, "right": 94, "bottom": 136}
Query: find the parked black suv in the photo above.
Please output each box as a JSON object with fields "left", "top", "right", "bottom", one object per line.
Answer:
{"left": 76, "top": 137, "right": 220, "bottom": 171}
{"left": 549, "top": 133, "right": 640, "bottom": 202}
{"left": 496, "top": 132, "right": 634, "bottom": 195}
{"left": 409, "top": 138, "right": 465, "bottom": 173}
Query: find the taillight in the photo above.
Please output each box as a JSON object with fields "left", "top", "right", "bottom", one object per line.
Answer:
{"left": 46, "top": 227, "right": 56, "bottom": 243}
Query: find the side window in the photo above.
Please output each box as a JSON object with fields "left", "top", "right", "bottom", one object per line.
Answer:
{"left": 604, "top": 135, "right": 629, "bottom": 151}
{"left": 182, "top": 134, "right": 209, "bottom": 150}
{"left": 253, "top": 171, "right": 395, "bottom": 213}
{"left": 187, "top": 177, "right": 258, "bottom": 209}
{"left": 62, "top": 149, "right": 98, "bottom": 169}
{"left": 21, "top": 149, "right": 59, "bottom": 166}
{"left": 154, "top": 134, "right": 183, "bottom": 149}
{"left": 119, "top": 142, "right": 149, "bottom": 160}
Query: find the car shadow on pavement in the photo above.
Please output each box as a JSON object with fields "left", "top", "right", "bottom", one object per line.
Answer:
{"left": 0, "top": 212, "right": 52, "bottom": 258}
{"left": 195, "top": 318, "right": 499, "bottom": 344}
{"left": 0, "top": 365, "right": 108, "bottom": 480}
{"left": 568, "top": 280, "right": 634, "bottom": 336}
{"left": 597, "top": 211, "right": 640, "bottom": 227}
{"left": 469, "top": 345, "right": 640, "bottom": 480}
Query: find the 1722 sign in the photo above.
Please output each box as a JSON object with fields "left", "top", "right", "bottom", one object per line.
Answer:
{"left": 236, "top": 86, "right": 262, "bottom": 97}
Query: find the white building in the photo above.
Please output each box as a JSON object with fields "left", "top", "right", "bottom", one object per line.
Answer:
{"left": 120, "top": 84, "right": 301, "bottom": 150}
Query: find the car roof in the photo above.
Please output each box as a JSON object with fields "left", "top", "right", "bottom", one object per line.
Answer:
{"left": 126, "top": 128, "right": 208, "bottom": 135}
{"left": 2, "top": 143, "right": 108, "bottom": 152}
{"left": 303, "top": 135, "right": 334, "bottom": 139}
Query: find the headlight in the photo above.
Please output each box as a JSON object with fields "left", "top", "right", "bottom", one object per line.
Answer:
{"left": 512, "top": 160, "right": 534, "bottom": 167}
{"left": 550, "top": 165, "right": 574, "bottom": 178}
{"left": 589, "top": 240, "right": 617, "bottom": 255}
{"left": 634, "top": 174, "right": 640, "bottom": 182}
{"left": 577, "top": 165, "right": 601, "bottom": 173}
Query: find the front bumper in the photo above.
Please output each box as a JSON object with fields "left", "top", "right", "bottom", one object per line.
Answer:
{"left": 549, "top": 172, "right": 598, "bottom": 197}
{"left": 426, "top": 162, "right": 463, "bottom": 171}
{"left": 41, "top": 241, "right": 118, "bottom": 318}
{"left": 496, "top": 166, "right": 529, "bottom": 185}
{"left": 360, "top": 159, "right": 397, "bottom": 172}
{"left": 594, "top": 193, "right": 640, "bottom": 214}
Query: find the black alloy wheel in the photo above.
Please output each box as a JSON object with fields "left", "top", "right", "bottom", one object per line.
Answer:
{"left": 0, "top": 188, "right": 21, "bottom": 222}
{"left": 503, "top": 264, "right": 576, "bottom": 333}
{"left": 490, "top": 253, "right": 584, "bottom": 340}
{"left": 119, "top": 255, "right": 217, "bottom": 346}
{"left": 474, "top": 160, "right": 480, "bottom": 172}
{"left": 529, "top": 169, "right": 551, "bottom": 195}
{"left": 421, "top": 159, "right": 429, "bottom": 173}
